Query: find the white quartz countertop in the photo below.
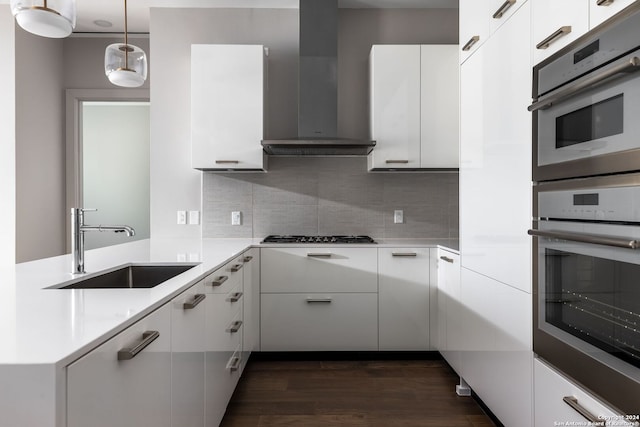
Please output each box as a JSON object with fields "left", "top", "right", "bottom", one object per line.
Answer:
{"left": 0, "top": 237, "right": 457, "bottom": 366}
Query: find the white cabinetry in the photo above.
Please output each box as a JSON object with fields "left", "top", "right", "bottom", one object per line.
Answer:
{"left": 368, "top": 45, "right": 459, "bottom": 170}
{"left": 67, "top": 304, "right": 171, "bottom": 427}
{"left": 171, "top": 281, "right": 207, "bottom": 427}
{"left": 378, "top": 248, "right": 430, "bottom": 351}
{"left": 260, "top": 247, "right": 378, "bottom": 351}
{"left": 241, "top": 248, "right": 260, "bottom": 367}
{"left": 534, "top": 358, "right": 630, "bottom": 426}
{"left": 191, "top": 44, "right": 267, "bottom": 171}
{"left": 590, "top": 0, "right": 637, "bottom": 28}
{"left": 435, "top": 248, "right": 461, "bottom": 373}
{"left": 532, "top": 0, "right": 589, "bottom": 64}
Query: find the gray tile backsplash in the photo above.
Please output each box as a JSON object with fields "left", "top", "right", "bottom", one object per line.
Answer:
{"left": 203, "top": 157, "right": 459, "bottom": 239}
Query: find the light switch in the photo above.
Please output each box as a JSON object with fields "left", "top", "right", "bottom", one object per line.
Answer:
{"left": 231, "top": 211, "right": 242, "bottom": 226}
{"left": 394, "top": 210, "right": 404, "bottom": 224}
{"left": 177, "top": 210, "right": 187, "bottom": 225}
{"left": 188, "top": 210, "right": 200, "bottom": 225}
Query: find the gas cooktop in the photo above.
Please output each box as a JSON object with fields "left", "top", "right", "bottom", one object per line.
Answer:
{"left": 262, "top": 235, "right": 377, "bottom": 244}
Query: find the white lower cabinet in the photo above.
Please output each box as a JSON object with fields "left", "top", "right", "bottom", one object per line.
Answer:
{"left": 435, "top": 248, "right": 462, "bottom": 373}
{"left": 241, "top": 248, "right": 260, "bottom": 365}
{"left": 66, "top": 304, "right": 172, "bottom": 427}
{"left": 378, "top": 248, "right": 430, "bottom": 351}
{"left": 171, "top": 281, "right": 207, "bottom": 427}
{"left": 534, "top": 358, "right": 630, "bottom": 427}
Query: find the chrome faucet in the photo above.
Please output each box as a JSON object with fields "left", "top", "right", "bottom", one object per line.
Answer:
{"left": 71, "top": 208, "right": 136, "bottom": 274}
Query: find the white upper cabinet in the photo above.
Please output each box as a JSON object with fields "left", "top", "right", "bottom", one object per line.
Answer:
{"left": 532, "top": 0, "right": 589, "bottom": 64}
{"left": 590, "top": 0, "right": 637, "bottom": 28}
{"left": 459, "top": 0, "right": 492, "bottom": 63}
{"left": 369, "top": 44, "right": 459, "bottom": 170}
{"left": 191, "top": 44, "right": 267, "bottom": 171}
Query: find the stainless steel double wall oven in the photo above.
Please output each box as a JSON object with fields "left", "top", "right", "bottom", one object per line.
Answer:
{"left": 529, "top": 3, "right": 640, "bottom": 415}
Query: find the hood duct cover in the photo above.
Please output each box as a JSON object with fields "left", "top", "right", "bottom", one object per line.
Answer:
{"left": 261, "top": 0, "right": 375, "bottom": 156}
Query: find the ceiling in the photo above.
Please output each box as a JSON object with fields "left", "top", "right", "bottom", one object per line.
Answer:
{"left": 64, "top": 0, "right": 457, "bottom": 33}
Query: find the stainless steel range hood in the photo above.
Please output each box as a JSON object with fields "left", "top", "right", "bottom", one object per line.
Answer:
{"left": 261, "top": 0, "right": 375, "bottom": 156}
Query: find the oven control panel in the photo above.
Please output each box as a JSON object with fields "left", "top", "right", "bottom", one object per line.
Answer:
{"left": 538, "top": 186, "right": 640, "bottom": 222}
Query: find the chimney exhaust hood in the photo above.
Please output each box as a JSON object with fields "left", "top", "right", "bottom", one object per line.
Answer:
{"left": 261, "top": 0, "right": 376, "bottom": 156}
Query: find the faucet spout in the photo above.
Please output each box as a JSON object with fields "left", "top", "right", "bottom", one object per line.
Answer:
{"left": 71, "top": 208, "right": 136, "bottom": 274}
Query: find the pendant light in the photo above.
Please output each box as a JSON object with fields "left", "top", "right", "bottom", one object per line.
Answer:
{"left": 104, "top": 0, "right": 147, "bottom": 88}
{"left": 10, "top": 0, "right": 76, "bottom": 38}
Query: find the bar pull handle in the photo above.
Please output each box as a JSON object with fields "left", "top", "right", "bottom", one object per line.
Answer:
{"left": 385, "top": 160, "right": 410, "bottom": 164}
{"left": 392, "top": 252, "right": 417, "bottom": 257}
{"left": 243, "top": 255, "right": 253, "bottom": 263}
{"left": 440, "top": 256, "right": 454, "bottom": 263}
{"left": 230, "top": 263, "right": 243, "bottom": 272}
{"left": 528, "top": 229, "right": 640, "bottom": 249}
{"left": 215, "top": 160, "right": 239, "bottom": 164}
{"left": 209, "top": 275, "right": 228, "bottom": 287}
{"left": 227, "top": 355, "right": 241, "bottom": 372}
{"left": 562, "top": 397, "right": 600, "bottom": 423}
{"left": 536, "top": 26, "right": 572, "bottom": 50}
{"left": 227, "top": 292, "right": 243, "bottom": 303}
{"left": 306, "top": 298, "right": 332, "bottom": 304}
{"left": 117, "top": 331, "right": 159, "bottom": 361}
{"left": 493, "top": 0, "right": 516, "bottom": 19}
{"left": 307, "top": 253, "right": 332, "bottom": 258}
{"left": 462, "top": 36, "right": 480, "bottom": 52}
{"left": 226, "top": 320, "right": 243, "bottom": 333}
{"left": 183, "top": 293, "right": 206, "bottom": 310}
{"left": 528, "top": 56, "right": 640, "bottom": 111}
{"left": 596, "top": 0, "right": 615, "bottom": 5}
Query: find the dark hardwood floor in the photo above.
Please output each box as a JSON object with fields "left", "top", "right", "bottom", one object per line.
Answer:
{"left": 221, "top": 357, "right": 497, "bottom": 427}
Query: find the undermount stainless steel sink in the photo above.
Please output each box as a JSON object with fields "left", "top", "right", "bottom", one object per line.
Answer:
{"left": 52, "top": 263, "right": 199, "bottom": 289}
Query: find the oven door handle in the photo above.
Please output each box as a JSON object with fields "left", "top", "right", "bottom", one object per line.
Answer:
{"left": 528, "top": 56, "right": 640, "bottom": 112}
{"left": 528, "top": 229, "right": 640, "bottom": 249}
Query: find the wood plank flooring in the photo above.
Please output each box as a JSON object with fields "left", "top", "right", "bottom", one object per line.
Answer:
{"left": 221, "top": 357, "right": 497, "bottom": 427}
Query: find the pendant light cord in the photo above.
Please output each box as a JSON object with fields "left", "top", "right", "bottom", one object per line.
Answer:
{"left": 124, "top": 0, "right": 129, "bottom": 69}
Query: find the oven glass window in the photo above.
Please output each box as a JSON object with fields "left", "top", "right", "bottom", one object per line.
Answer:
{"left": 555, "top": 94, "right": 624, "bottom": 148}
{"left": 545, "top": 248, "right": 640, "bottom": 368}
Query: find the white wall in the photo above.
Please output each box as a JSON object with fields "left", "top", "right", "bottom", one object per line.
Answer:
{"left": 0, "top": 5, "right": 15, "bottom": 267}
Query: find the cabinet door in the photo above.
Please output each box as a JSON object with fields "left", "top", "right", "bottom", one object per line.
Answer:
{"left": 368, "top": 45, "right": 421, "bottom": 170}
{"left": 459, "top": 1, "right": 532, "bottom": 293}
{"left": 261, "top": 293, "right": 378, "bottom": 351}
{"left": 191, "top": 44, "right": 265, "bottom": 170}
{"left": 532, "top": 0, "right": 589, "bottom": 64}
{"left": 459, "top": 0, "right": 491, "bottom": 63}
{"left": 171, "top": 281, "right": 206, "bottom": 427}
{"left": 378, "top": 248, "right": 430, "bottom": 351}
{"left": 436, "top": 249, "right": 461, "bottom": 373}
{"left": 420, "top": 45, "right": 459, "bottom": 169}
{"left": 534, "top": 359, "right": 627, "bottom": 426}
{"left": 67, "top": 305, "right": 171, "bottom": 427}
{"left": 241, "top": 248, "right": 260, "bottom": 368}
{"left": 590, "top": 0, "right": 637, "bottom": 28}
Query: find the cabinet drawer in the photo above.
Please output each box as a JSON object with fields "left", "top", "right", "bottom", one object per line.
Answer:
{"left": 203, "top": 256, "right": 244, "bottom": 294}
{"left": 260, "top": 293, "right": 378, "bottom": 351}
{"left": 206, "top": 302, "right": 243, "bottom": 354}
{"left": 261, "top": 247, "right": 378, "bottom": 293}
{"left": 205, "top": 345, "right": 242, "bottom": 427}
{"left": 534, "top": 358, "right": 628, "bottom": 426}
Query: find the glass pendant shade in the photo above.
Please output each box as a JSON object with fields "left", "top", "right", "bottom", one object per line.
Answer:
{"left": 10, "top": 0, "right": 76, "bottom": 38}
{"left": 105, "top": 43, "right": 148, "bottom": 88}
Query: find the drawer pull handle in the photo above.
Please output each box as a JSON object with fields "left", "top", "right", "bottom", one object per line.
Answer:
{"left": 385, "top": 160, "right": 409, "bottom": 164}
{"left": 462, "top": 35, "right": 480, "bottom": 51}
{"left": 227, "top": 292, "right": 244, "bottom": 303}
{"left": 307, "top": 253, "right": 332, "bottom": 258}
{"left": 596, "top": 0, "right": 615, "bottom": 5}
{"left": 392, "top": 252, "right": 417, "bottom": 257}
{"left": 440, "top": 256, "right": 454, "bottom": 263}
{"left": 492, "top": 0, "right": 515, "bottom": 19}
{"left": 243, "top": 255, "right": 253, "bottom": 263}
{"left": 210, "top": 275, "right": 228, "bottom": 287}
{"left": 306, "top": 298, "right": 332, "bottom": 304}
{"left": 562, "top": 396, "right": 599, "bottom": 423}
{"left": 230, "top": 263, "right": 243, "bottom": 272}
{"left": 226, "top": 320, "right": 243, "bottom": 333}
{"left": 215, "top": 160, "right": 239, "bottom": 164}
{"left": 536, "top": 26, "right": 572, "bottom": 50}
{"left": 227, "top": 356, "right": 241, "bottom": 371}
{"left": 183, "top": 293, "right": 206, "bottom": 309}
{"left": 117, "top": 330, "right": 159, "bottom": 360}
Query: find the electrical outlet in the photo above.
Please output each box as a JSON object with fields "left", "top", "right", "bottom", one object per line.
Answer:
{"left": 231, "top": 211, "right": 242, "bottom": 226}
{"left": 394, "top": 210, "right": 404, "bottom": 224}
{"left": 188, "top": 210, "right": 200, "bottom": 225}
{"left": 177, "top": 210, "right": 187, "bottom": 225}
